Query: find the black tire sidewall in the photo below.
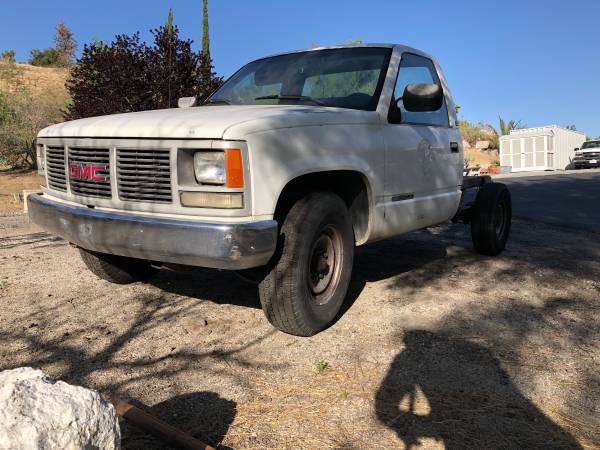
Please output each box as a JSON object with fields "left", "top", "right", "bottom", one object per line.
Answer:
{"left": 471, "top": 183, "right": 512, "bottom": 256}
{"left": 294, "top": 202, "right": 354, "bottom": 328}
{"left": 259, "top": 191, "right": 354, "bottom": 335}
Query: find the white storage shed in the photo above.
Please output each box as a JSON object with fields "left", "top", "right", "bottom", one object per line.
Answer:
{"left": 499, "top": 126, "right": 586, "bottom": 172}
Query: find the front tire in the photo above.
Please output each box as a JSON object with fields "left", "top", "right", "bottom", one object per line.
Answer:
{"left": 258, "top": 191, "right": 354, "bottom": 336}
{"left": 79, "top": 248, "right": 159, "bottom": 284}
{"left": 471, "top": 183, "right": 512, "bottom": 256}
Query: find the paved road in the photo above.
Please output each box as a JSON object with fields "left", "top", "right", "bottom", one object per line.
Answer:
{"left": 499, "top": 171, "right": 600, "bottom": 232}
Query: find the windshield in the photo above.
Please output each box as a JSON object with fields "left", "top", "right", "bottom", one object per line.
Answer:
{"left": 208, "top": 47, "right": 392, "bottom": 111}
{"left": 581, "top": 141, "right": 600, "bottom": 149}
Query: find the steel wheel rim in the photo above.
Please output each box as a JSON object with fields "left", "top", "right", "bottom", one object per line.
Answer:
{"left": 307, "top": 225, "right": 343, "bottom": 305}
{"left": 495, "top": 200, "right": 507, "bottom": 238}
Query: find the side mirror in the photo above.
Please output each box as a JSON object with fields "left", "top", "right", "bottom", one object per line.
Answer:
{"left": 400, "top": 83, "right": 443, "bottom": 112}
{"left": 574, "top": 148, "right": 580, "bottom": 151}
{"left": 178, "top": 97, "right": 197, "bottom": 108}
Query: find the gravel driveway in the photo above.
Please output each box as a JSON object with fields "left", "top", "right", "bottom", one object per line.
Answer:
{"left": 0, "top": 214, "right": 598, "bottom": 449}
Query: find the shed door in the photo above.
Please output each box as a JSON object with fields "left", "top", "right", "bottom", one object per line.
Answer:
{"left": 535, "top": 137, "right": 545, "bottom": 167}
{"left": 500, "top": 140, "right": 511, "bottom": 166}
{"left": 523, "top": 138, "right": 534, "bottom": 169}
{"left": 547, "top": 136, "right": 554, "bottom": 169}
{"left": 511, "top": 139, "right": 522, "bottom": 169}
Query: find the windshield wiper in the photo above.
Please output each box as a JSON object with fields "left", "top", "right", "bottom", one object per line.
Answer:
{"left": 204, "top": 98, "right": 231, "bottom": 105}
{"left": 255, "top": 95, "right": 326, "bottom": 106}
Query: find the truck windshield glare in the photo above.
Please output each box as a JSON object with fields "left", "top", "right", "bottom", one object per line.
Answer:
{"left": 207, "top": 47, "right": 392, "bottom": 111}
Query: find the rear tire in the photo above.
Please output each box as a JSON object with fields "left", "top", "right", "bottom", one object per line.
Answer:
{"left": 470, "top": 183, "right": 512, "bottom": 256}
{"left": 79, "top": 248, "right": 159, "bottom": 284}
{"left": 258, "top": 191, "right": 354, "bottom": 336}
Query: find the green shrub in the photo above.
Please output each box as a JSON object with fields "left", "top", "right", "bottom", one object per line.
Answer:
{"left": 459, "top": 120, "right": 499, "bottom": 149}
{"left": 1, "top": 50, "right": 15, "bottom": 63}
{"left": 29, "top": 48, "right": 63, "bottom": 67}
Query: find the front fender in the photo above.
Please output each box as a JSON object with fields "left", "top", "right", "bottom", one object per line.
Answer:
{"left": 245, "top": 125, "right": 385, "bottom": 218}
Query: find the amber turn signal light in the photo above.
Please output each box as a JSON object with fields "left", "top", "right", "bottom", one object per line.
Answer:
{"left": 225, "top": 149, "right": 244, "bottom": 188}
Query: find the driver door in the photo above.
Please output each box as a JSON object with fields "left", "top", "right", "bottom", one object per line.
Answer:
{"left": 381, "top": 52, "right": 462, "bottom": 236}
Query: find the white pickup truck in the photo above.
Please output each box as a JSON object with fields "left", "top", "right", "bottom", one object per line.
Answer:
{"left": 574, "top": 140, "right": 600, "bottom": 169}
{"left": 29, "top": 44, "right": 511, "bottom": 336}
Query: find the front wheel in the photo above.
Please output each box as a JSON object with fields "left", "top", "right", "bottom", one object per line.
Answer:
{"left": 470, "top": 183, "right": 512, "bottom": 256}
{"left": 258, "top": 191, "right": 354, "bottom": 336}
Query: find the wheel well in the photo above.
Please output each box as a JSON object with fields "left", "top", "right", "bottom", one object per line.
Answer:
{"left": 274, "top": 171, "right": 371, "bottom": 244}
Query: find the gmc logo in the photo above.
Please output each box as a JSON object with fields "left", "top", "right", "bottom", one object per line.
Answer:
{"left": 68, "top": 163, "right": 108, "bottom": 182}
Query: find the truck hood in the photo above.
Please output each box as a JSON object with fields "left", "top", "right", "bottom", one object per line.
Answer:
{"left": 38, "top": 105, "right": 380, "bottom": 140}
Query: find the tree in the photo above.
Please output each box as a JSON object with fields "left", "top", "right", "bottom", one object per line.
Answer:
{"left": 55, "top": 22, "right": 77, "bottom": 67}
{"left": 66, "top": 18, "right": 223, "bottom": 120}
{"left": 1, "top": 50, "right": 15, "bottom": 63}
{"left": 565, "top": 125, "right": 577, "bottom": 131}
{"left": 202, "top": 0, "right": 210, "bottom": 57}
{"left": 497, "top": 117, "right": 525, "bottom": 136}
{"left": 29, "top": 22, "right": 76, "bottom": 67}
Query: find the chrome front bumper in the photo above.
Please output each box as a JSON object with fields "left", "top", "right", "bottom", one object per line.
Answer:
{"left": 27, "top": 194, "right": 278, "bottom": 270}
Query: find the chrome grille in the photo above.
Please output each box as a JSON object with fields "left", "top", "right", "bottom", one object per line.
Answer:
{"left": 45, "top": 146, "right": 67, "bottom": 192}
{"left": 116, "top": 149, "right": 172, "bottom": 203}
{"left": 68, "top": 148, "right": 111, "bottom": 198}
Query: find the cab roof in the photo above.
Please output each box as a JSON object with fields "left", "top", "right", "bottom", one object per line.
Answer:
{"left": 260, "top": 43, "right": 431, "bottom": 61}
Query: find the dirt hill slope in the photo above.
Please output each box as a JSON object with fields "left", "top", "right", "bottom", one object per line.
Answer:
{"left": 0, "top": 64, "right": 68, "bottom": 95}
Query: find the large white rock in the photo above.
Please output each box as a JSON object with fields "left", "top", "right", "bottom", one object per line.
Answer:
{"left": 0, "top": 367, "right": 120, "bottom": 450}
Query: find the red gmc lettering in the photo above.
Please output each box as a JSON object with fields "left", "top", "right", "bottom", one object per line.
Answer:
{"left": 68, "top": 163, "right": 107, "bottom": 182}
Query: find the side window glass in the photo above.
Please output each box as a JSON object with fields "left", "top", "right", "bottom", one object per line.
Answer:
{"left": 392, "top": 53, "right": 449, "bottom": 126}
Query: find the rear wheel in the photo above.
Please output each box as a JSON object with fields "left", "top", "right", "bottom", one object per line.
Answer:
{"left": 470, "top": 183, "right": 512, "bottom": 256}
{"left": 79, "top": 248, "right": 159, "bottom": 284}
{"left": 258, "top": 191, "right": 354, "bottom": 336}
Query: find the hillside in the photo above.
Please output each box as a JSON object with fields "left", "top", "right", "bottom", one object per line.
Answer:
{"left": 0, "top": 63, "right": 69, "bottom": 95}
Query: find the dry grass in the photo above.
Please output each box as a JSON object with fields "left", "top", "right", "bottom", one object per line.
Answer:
{"left": 223, "top": 365, "right": 384, "bottom": 449}
{"left": 0, "top": 169, "right": 39, "bottom": 214}
{"left": 0, "top": 64, "right": 68, "bottom": 95}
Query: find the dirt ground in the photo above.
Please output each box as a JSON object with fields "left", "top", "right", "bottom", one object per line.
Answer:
{"left": 0, "top": 170, "right": 39, "bottom": 214}
{"left": 0, "top": 212, "right": 598, "bottom": 449}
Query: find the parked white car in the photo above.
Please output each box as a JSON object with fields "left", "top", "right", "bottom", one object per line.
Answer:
{"left": 29, "top": 44, "right": 512, "bottom": 336}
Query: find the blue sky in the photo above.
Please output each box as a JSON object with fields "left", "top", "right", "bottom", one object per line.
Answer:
{"left": 3, "top": 0, "right": 599, "bottom": 136}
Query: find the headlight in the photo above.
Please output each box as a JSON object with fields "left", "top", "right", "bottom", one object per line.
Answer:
{"left": 36, "top": 144, "right": 45, "bottom": 173}
{"left": 193, "top": 151, "right": 225, "bottom": 185}
{"left": 36, "top": 144, "right": 47, "bottom": 188}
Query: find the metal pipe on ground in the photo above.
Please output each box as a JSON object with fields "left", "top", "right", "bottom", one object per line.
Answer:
{"left": 110, "top": 396, "right": 216, "bottom": 450}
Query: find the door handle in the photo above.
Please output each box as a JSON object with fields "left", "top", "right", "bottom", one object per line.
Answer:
{"left": 450, "top": 142, "right": 459, "bottom": 153}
